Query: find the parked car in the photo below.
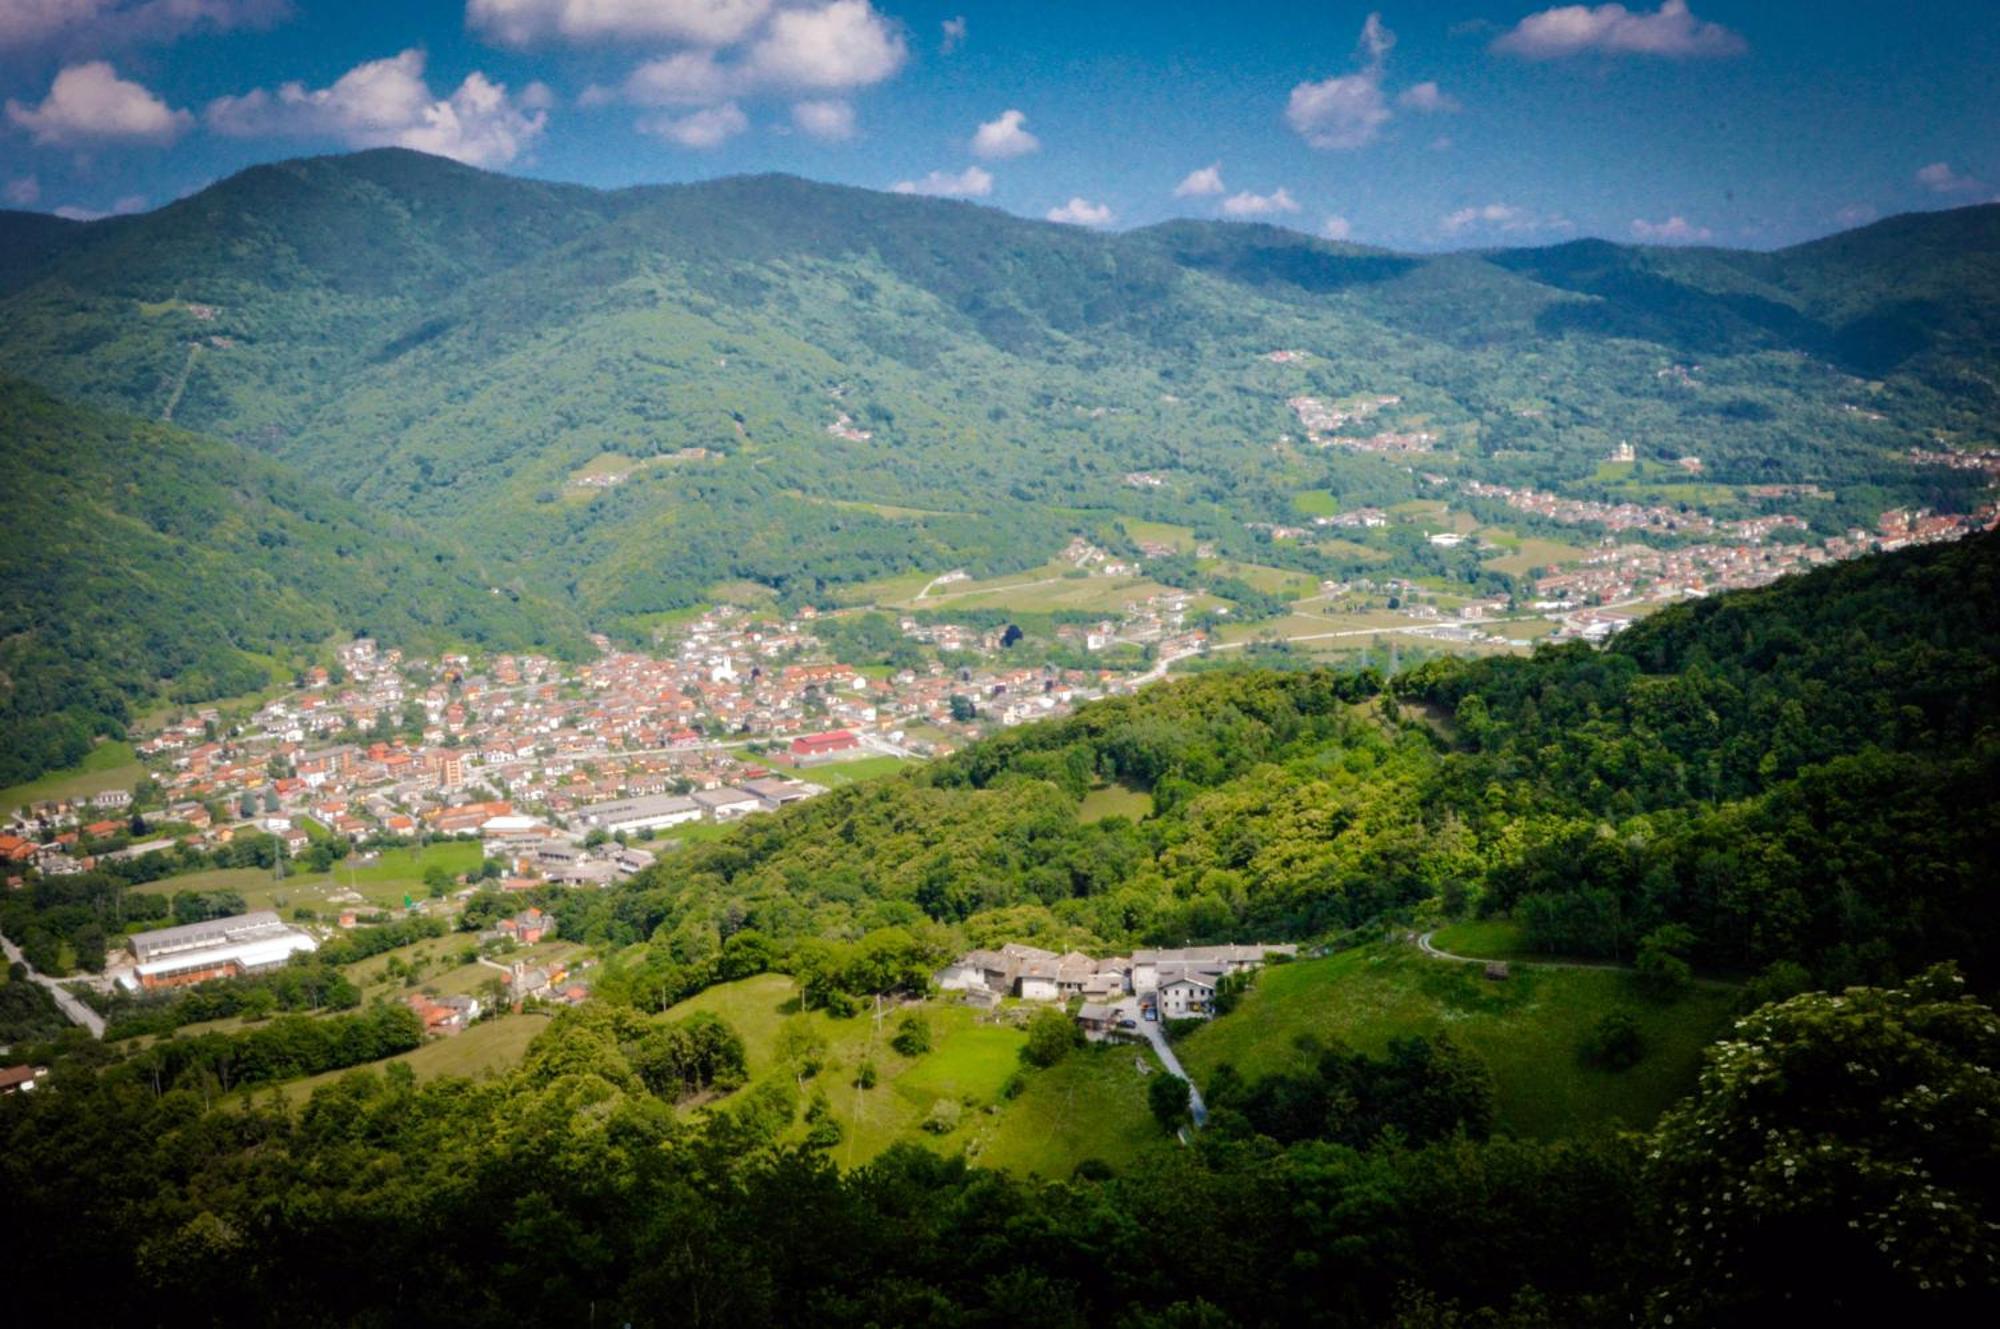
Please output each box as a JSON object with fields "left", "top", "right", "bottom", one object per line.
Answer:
{"left": 1116, "top": 1018, "right": 1137, "bottom": 1029}
{"left": 1142, "top": 1008, "right": 1157, "bottom": 1021}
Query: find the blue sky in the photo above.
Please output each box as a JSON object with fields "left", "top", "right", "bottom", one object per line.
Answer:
{"left": 1, "top": 1, "right": 1994, "bottom": 249}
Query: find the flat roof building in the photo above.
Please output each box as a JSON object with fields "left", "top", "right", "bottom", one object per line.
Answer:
{"left": 126, "top": 911, "right": 317, "bottom": 990}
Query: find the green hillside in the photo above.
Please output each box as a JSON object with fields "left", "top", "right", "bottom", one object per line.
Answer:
{"left": 0, "top": 377, "right": 586, "bottom": 784}
{"left": 2, "top": 150, "right": 1993, "bottom": 625}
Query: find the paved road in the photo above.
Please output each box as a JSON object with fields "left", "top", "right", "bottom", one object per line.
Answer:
{"left": 1112, "top": 996, "right": 1207, "bottom": 1127}
{"left": 0, "top": 929, "right": 107, "bottom": 1037}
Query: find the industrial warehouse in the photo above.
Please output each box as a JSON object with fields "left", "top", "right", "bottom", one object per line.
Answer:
{"left": 121, "top": 911, "right": 319, "bottom": 990}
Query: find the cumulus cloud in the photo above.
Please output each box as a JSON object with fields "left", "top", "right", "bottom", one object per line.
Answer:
{"left": 1915, "top": 161, "right": 1985, "bottom": 195}
{"left": 1321, "top": 214, "right": 1352, "bottom": 241}
{"left": 971, "top": 107, "right": 1038, "bottom": 159}
{"left": 1630, "top": 214, "right": 1713, "bottom": 243}
{"left": 791, "top": 98, "right": 854, "bottom": 140}
{"left": 639, "top": 100, "right": 747, "bottom": 148}
{"left": 6, "top": 61, "right": 191, "bottom": 146}
{"left": 468, "top": 0, "right": 774, "bottom": 48}
{"left": 1442, "top": 201, "right": 1572, "bottom": 236}
{"left": 1492, "top": 2, "right": 1745, "bottom": 60}
{"left": 940, "top": 15, "right": 965, "bottom": 53}
{"left": 1173, "top": 163, "right": 1224, "bottom": 198}
{"left": 53, "top": 192, "right": 145, "bottom": 220}
{"left": 748, "top": 0, "right": 905, "bottom": 91}
{"left": 0, "top": 0, "right": 287, "bottom": 51}
{"left": 1046, "top": 196, "right": 1112, "bottom": 226}
{"left": 1220, "top": 186, "right": 1299, "bottom": 218}
{"left": 604, "top": 0, "right": 905, "bottom": 117}
{"left": 1397, "top": 81, "right": 1460, "bottom": 113}
{"left": 1287, "top": 13, "right": 1447, "bottom": 151}
{"left": 890, "top": 165, "right": 991, "bottom": 198}
{"left": 206, "top": 50, "right": 547, "bottom": 167}
{"left": 4, "top": 173, "right": 38, "bottom": 205}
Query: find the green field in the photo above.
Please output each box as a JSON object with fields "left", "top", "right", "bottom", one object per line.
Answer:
{"left": 131, "top": 841, "right": 485, "bottom": 913}
{"left": 792, "top": 754, "right": 924, "bottom": 789}
{"left": 1480, "top": 533, "right": 1588, "bottom": 577}
{"left": 281, "top": 1013, "right": 550, "bottom": 1104}
{"left": 1291, "top": 489, "right": 1339, "bottom": 517}
{"left": 1428, "top": 919, "right": 1545, "bottom": 962}
{"left": 0, "top": 740, "right": 146, "bottom": 813}
{"left": 1175, "top": 946, "right": 1737, "bottom": 1139}
{"left": 1078, "top": 781, "right": 1151, "bottom": 823}
{"left": 1116, "top": 517, "right": 1198, "bottom": 551}
{"left": 660, "top": 978, "right": 1163, "bottom": 1175}
{"left": 974, "top": 1042, "right": 1173, "bottom": 1177}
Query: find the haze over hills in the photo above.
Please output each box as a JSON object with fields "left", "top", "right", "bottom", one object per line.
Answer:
{"left": 2, "top": 150, "right": 1995, "bottom": 625}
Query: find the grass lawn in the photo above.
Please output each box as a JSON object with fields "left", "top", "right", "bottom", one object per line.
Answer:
{"left": 1481, "top": 535, "right": 1587, "bottom": 577}
{"left": 1078, "top": 781, "right": 1151, "bottom": 824}
{"left": 1174, "top": 945, "right": 1737, "bottom": 1139}
{"left": 1117, "top": 518, "right": 1198, "bottom": 551}
{"left": 279, "top": 1013, "right": 550, "bottom": 1105}
{"left": 663, "top": 978, "right": 1155, "bottom": 1175}
{"left": 975, "top": 1042, "right": 1175, "bottom": 1178}
{"left": 131, "top": 841, "right": 485, "bottom": 914}
{"left": 793, "top": 755, "right": 923, "bottom": 788}
{"left": 1200, "top": 559, "right": 1317, "bottom": 598}
{"left": 1291, "top": 489, "right": 1339, "bottom": 517}
{"left": 1, "top": 740, "right": 146, "bottom": 814}
{"left": 1429, "top": 919, "right": 1548, "bottom": 962}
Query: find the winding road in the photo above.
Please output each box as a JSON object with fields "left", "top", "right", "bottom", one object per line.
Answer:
{"left": 0, "top": 928, "right": 107, "bottom": 1038}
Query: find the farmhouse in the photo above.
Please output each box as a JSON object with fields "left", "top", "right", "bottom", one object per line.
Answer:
{"left": 124, "top": 911, "right": 318, "bottom": 990}
{"left": 1130, "top": 944, "right": 1297, "bottom": 995}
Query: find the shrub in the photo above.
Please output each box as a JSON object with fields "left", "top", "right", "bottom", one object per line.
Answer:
{"left": 1021, "top": 1007, "right": 1077, "bottom": 1067}
{"left": 1579, "top": 1009, "right": 1645, "bottom": 1070}
{"left": 854, "top": 1061, "right": 878, "bottom": 1089}
{"left": 921, "top": 1098, "right": 962, "bottom": 1134}
{"left": 891, "top": 1012, "right": 931, "bottom": 1057}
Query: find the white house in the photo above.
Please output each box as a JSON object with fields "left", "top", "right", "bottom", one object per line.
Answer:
{"left": 1156, "top": 968, "right": 1218, "bottom": 1019}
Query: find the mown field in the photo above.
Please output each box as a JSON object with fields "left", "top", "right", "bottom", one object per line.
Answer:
{"left": 279, "top": 1013, "right": 550, "bottom": 1104}
{"left": 129, "top": 840, "right": 485, "bottom": 914}
{"left": 0, "top": 740, "right": 146, "bottom": 813}
{"left": 1175, "top": 945, "right": 1737, "bottom": 1139}
{"left": 659, "top": 975, "right": 1168, "bottom": 1176}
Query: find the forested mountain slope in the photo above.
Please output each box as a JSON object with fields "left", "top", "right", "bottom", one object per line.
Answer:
{"left": 554, "top": 530, "right": 2000, "bottom": 1011}
{"left": 0, "top": 379, "right": 586, "bottom": 784}
{"left": 2, "top": 149, "right": 1993, "bottom": 619}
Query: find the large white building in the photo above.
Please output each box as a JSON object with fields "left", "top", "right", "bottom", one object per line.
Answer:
{"left": 577, "top": 793, "right": 702, "bottom": 834}
{"left": 123, "top": 911, "right": 318, "bottom": 990}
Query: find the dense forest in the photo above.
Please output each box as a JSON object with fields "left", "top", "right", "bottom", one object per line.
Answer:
{"left": 0, "top": 379, "right": 586, "bottom": 784}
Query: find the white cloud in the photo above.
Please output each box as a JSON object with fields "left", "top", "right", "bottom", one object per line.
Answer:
{"left": 1173, "top": 163, "right": 1224, "bottom": 197}
{"left": 1321, "top": 214, "right": 1352, "bottom": 241}
{"left": 1492, "top": 2, "right": 1745, "bottom": 60}
{"left": 4, "top": 173, "right": 38, "bottom": 205}
{"left": 1442, "top": 202, "right": 1572, "bottom": 236}
{"left": 1287, "top": 12, "right": 1396, "bottom": 150}
{"left": 621, "top": 50, "right": 738, "bottom": 106}
{"left": 603, "top": 0, "right": 904, "bottom": 121}
{"left": 467, "top": 0, "right": 774, "bottom": 48}
{"left": 639, "top": 100, "right": 748, "bottom": 148}
{"left": 0, "top": 0, "right": 286, "bottom": 51}
{"left": 971, "top": 107, "right": 1038, "bottom": 159}
{"left": 5, "top": 61, "right": 191, "bottom": 146}
{"left": 1833, "top": 203, "right": 1876, "bottom": 227}
{"left": 1429, "top": 134, "right": 1454, "bottom": 151}
{"left": 791, "top": 98, "right": 854, "bottom": 140}
{"left": 52, "top": 192, "right": 145, "bottom": 221}
{"left": 1915, "top": 161, "right": 1985, "bottom": 195}
{"left": 940, "top": 15, "right": 965, "bottom": 53}
{"left": 747, "top": 0, "right": 905, "bottom": 91}
{"left": 1397, "top": 81, "right": 1460, "bottom": 113}
{"left": 1046, "top": 196, "right": 1112, "bottom": 226}
{"left": 1630, "top": 215, "right": 1713, "bottom": 243}
{"left": 890, "top": 164, "right": 991, "bottom": 198}
{"left": 1220, "top": 186, "right": 1299, "bottom": 218}
{"left": 206, "top": 50, "right": 547, "bottom": 167}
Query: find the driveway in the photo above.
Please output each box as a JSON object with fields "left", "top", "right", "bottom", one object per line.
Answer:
{"left": 1109, "top": 995, "right": 1207, "bottom": 1127}
{"left": 0, "top": 928, "right": 107, "bottom": 1038}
